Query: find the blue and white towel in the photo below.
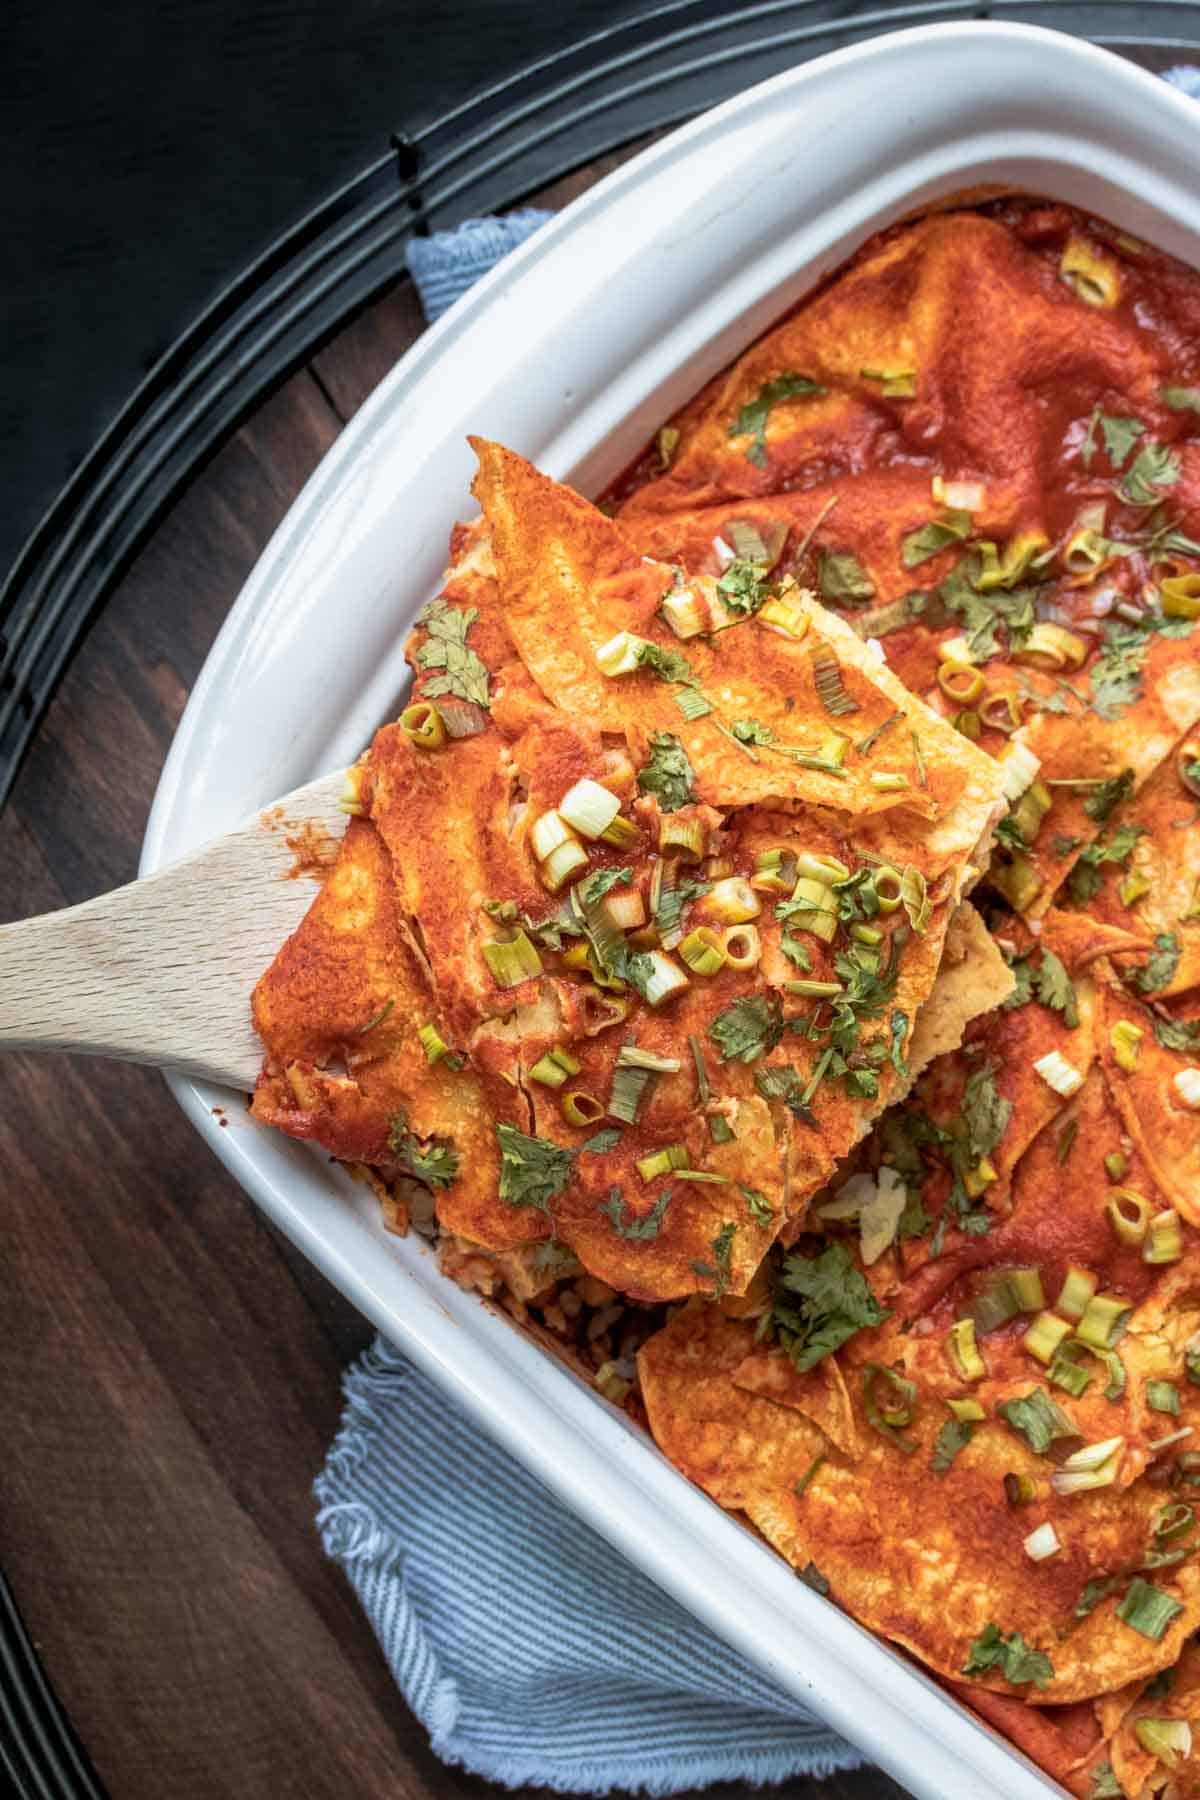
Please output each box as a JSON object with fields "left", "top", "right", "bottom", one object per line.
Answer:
{"left": 321, "top": 66, "right": 1200, "bottom": 1789}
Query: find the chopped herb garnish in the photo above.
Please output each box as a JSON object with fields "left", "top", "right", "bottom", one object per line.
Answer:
{"left": 960, "top": 1060, "right": 1013, "bottom": 1165}
{"left": 902, "top": 511, "right": 972, "bottom": 567}
{"left": 855, "top": 711, "right": 903, "bottom": 755}
{"left": 754, "top": 1063, "right": 815, "bottom": 1122}
{"left": 581, "top": 1126, "right": 623, "bottom": 1155}
{"left": 728, "top": 372, "right": 826, "bottom": 467}
{"left": 1035, "top": 949, "right": 1079, "bottom": 1028}
{"left": 810, "top": 643, "right": 860, "bottom": 717}
{"left": 961, "top": 1624, "right": 1054, "bottom": 1690}
{"left": 1089, "top": 1762, "right": 1121, "bottom": 1799}
{"left": 496, "top": 1123, "right": 575, "bottom": 1215}
{"left": 1128, "top": 931, "right": 1181, "bottom": 994}
{"left": 1120, "top": 441, "right": 1181, "bottom": 506}
{"left": 584, "top": 866, "right": 632, "bottom": 903}
{"left": 817, "top": 549, "right": 875, "bottom": 604}
{"left": 931, "top": 1416, "right": 975, "bottom": 1475}
{"left": 387, "top": 1111, "right": 460, "bottom": 1189}
{"left": 765, "top": 1241, "right": 889, "bottom": 1373}
{"left": 675, "top": 687, "right": 714, "bottom": 720}
{"left": 654, "top": 875, "right": 710, "bottom": 940}
{"left": 1084, "top": 767, "right": 1134, "bottom": 823}
{"left": 1116, "top": 1577, "right": 1184, "bottom": 1642}
{"left": 710, "top": 994, "right": 785, "bottom": 1064}
{"left": 1057, "top": 1118, "right": 1078, "bottom": 1163}
{"left": 716, "top": 557, "right": 772, "bottom": 615}
{"left": 1153, "top": 1014, "right": 1200, "bottom": 1054}
{"left": 416, "top": 598, "right": 492, "bottom": 708}
{"left": 599, "top": 1186, "right": 673, "bottom": 1240}
{"left": 637, "top": 731, "right": 696, "bottom": 812}
{"left": 1162, "top": 385, "right": 1200, "bottom": 414}
{"left": 794, "top": 1454, "right": 825, "bottom": 1498}
{"left": 889, "top": 1010, "right": 909, "bottom": 1075}
{"left": 998, "top": 1387, "right": 1077, "bottom": 1456}
{"left": 690, "top": 1221, "right": 737, "bottom": 1297}
{"left": 780, "top": 934, "right": 814, "bottom": 973}
{"left": 635, "top": 640, "right": 700, "bottom": 686}
{"left": 1097, "top": 412, "right": 1145, "bottom": 467}
{"left": 731, "top": 717, "right": 775, "bottom": 745}
{"left": 1002, "top": 953, "right": 1034, "bottom": 1011}
{"left": 740, "top": 1185, "right": 775, "bottom": 1227}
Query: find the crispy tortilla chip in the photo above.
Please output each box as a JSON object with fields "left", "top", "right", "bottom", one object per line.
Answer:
{"left": 251, "top": 817, "right": 531, "bottom": 1248}
{"left": 902, "top": 901, "right": 1015, "bottom": 1082}
{"left": 641, "top": 1298, "right": 1200, "bottom": 1706}
{"left": 471, "top": 438, "right": 1006, "bottom": 840}
{"left": 732, "top": 1347, "right": 860, "bottom": 1458}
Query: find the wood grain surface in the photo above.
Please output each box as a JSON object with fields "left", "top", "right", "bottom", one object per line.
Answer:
{"left": 0, "top": 206, "right": 908, "bottom": 1800}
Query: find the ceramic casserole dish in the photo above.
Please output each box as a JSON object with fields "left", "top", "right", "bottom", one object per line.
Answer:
{"left": 141, "top": 23, "right": 1200, "bottom": 1795}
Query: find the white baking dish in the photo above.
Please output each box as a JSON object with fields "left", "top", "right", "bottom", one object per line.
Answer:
{"left": 142, "top": 24, "right": 1200, "bottom": 1795}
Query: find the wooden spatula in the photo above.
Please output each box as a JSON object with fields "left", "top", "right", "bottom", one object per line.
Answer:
{"left": 0, "top": 770, "right": 348, "bottom": 1091}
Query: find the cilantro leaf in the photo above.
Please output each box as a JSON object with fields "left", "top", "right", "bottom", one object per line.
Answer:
{"left": 754, "top": 1063, "right": 814, "bottom": 1121}
{"left": 581, "top": 1127, "right": 622, "bottom": 1155}
{"left": 386, "top": 1111, "right": 459, "bottom": 1189}
{"left": 496, "top": 1123, "right": 575, "bottom": 1214}
{"left": 416, "top": 599, "right": 491, "bottom": 708}
{"left": 767, "top": 1241, "right": 889, "bottom": 1373}
{"left": 728, "top": 372, "right": 826, "bottom": 467}
{"left": 902, "top": 511, "right": 972, "bottom": 568}
{"left": 740, "top": 1185, "right": 775, "bottom": 1227}
{"left": 1084, "top": 767, "right": 1134, "bottom": 822}
{"left": 995, "top": 814, "right": 1029, "bottom": 852}
{"left": 962, "top": 1624, "right": 1054, "bottom": 1690}
{"left": 599, "top": 1186, "right": 672, "bottom": 1240}
{"left": 1089, "top": 1762, "right": 1122, "bottom": 1799}
{"left": 1098, "top": 413, "right": 1145, "bottom": 467}
{"left": 710, "top": 995, "right": 784, "bottom": 1064}
{"left": 637, "top": 732, "right": 696, "bottom": 812}
{"left": 1089, "top": 625, "right": 1150, "bottom": 720}
{"left": 889, "top": 1010, "right": 909, "bottom": 1075}
{"left": 817, "top": 549, "right": 876, "bottom": 604}
{"left": 1120, "top": 441, "right": 1181, "bottom": 506}
{"left": 960, "top": 1061, "right": 1012, "bottom": 1163}
{"left": 690, "top": 1221, "right": 737, "bottom": 1297}
{"left": 716, "top": 558, "right": 772, "bottom": 614}
{"left": 654, "top": 874, "right": 709, "bottom": 940}
{"left": 635, "top": 640, "right": 699, "bottom": 686}
{"left": 1162, "top": 386, "right": 1200, "bottom": 414}
{"left": 1035, "top": 949, "right": 1079, "bottom": 1028}
{"left": 584, "top": 866, "right": 632, "bottom": 904}
{"left": 998, "top": 1387, "right": 1077, "bottom": 1455}
{"left": 780, "top": 934, "right": 813, "bottom": 973}
{"left": 931, "top": 1416, "right": 975, "bottom": 1475}
{"left": 731, "top": 717, "right": 774, "bottom": 745}
{"left": 1128, "top": 931, "right": 1181, "bottom": 994}
{"left": 1001, "top": 954, "right": 1034, "bottom": 1011}
{"left": 1153, "top": 1014, "right": 1200, "bottom": 1054}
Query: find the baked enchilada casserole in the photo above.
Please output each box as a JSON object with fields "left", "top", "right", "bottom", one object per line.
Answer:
{"left": 250, "top": 197, "right": 1200, "bottom": 1798}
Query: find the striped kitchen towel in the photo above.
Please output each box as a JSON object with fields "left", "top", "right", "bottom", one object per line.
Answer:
{"left": 316, "top": 1339, "right": 861, "bottom": 1793}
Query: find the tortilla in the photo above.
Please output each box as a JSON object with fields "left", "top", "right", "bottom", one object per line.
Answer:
{"left": 1097, "top": 980, "right": 1200, "bottom": 1226}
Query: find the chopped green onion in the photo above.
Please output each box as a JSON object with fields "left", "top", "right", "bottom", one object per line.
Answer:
{"left": 1050, "top": 1338, "right": 1125, "bottom": 1403}
{"left": 1011, "top": 779, "right": 1052, "bottom": 846}
{"left": 530, "top": 809, "right": 574, "bottom": 863}
{"left": 850, "top": 924, "right": 883, "bottom": 947}
{"left": 1107, "top": 1188, "right": 1151, "bottom": 1246}
{"left": 1148, "top": 1382, "right": 1182, "bottom": 1416}
{"left": 659, "top": 814, "right": 705, "bottom": 859}
{"left": 794, "top": 1455, "right": 825, "bottom": 1498}
{"left": 1116, "top": 1577, "right": 1184, "bottom": 1642}
{"left": 482, "top": 930, "right": 544, "bottom": 988}
{"left": 819, "top": 729, "right": 850, "bottom": 768}
{"left": 1104, "top": 1152, "right": 1128, "bottom": 1182}
{"left": 609, "top": 1065, "right": 653, "bottom": 1125}
{"left": 1009, "top": 1268, "right": 1047, "bottom": 1312}
{"left": 1050, "top": 1436, "right": 1124, "bottom": 1496}
{"left": 561, "top": 1090, "right": 605, "bottom": 1128}
{"left": 810, "top": 643, "right": 860, "bottom": 717}
{"left": 529, "top": 1046, "right": 582, "bottom": 1088}
{"left": 679, "top": 926, "right": 726, "bottom": 975}
{"left": 999, "top": 1387, "right": 1078, "bottom": 1455}
{"left": 785, "top": 877, "right": 838, "bottom": 942}
{"left": 1175, "top": 1069, "right": 1200, "bottom": 1110}
{"left": 991, "top": 850, "right": 1042, "bottom": 915}
{"left": 870, "top": 770, "right": 909, "bottom": 793}
{"left": 541, "top": 838, "right": 591, "bottom": 891}
{"left": 1154, "top": 1502, "right": 1195, "bottom": 1543}
{"left": 946, "top": 1397, "right": 986, "bottom": 1423}
{"left": 1047, "top": 1353, "right": 1092, "bottom": 1400}
{"left": 399, "top": 700, "right": 447, "bottom": 750}
{"left": 674, "top": 1169, "right": 732, "bottom": 1184}
{"left": 617, "top": 1046, "right": 681, "bottom": 1073}
{"left": 963, "top": 1156, "right": 997, "bottom": 1200}
{"left": 795, "top": 851, "right": 850, "bottom": 883}
{"left": 661, "top": 584, "right": 710, "bottom": 639}
{"left": 559, "top": 778, "right": 621, "bottom": 841}
{"left": 708, "top": 1113, "right": 735, "bottom": 1144}
{"left": 872, "top": 866, "right": 903, "bottom": 914}
{"left": 595, "top": 631, "right": 645, "bottom": 676}
{"left": 418, "top": 1022, "right": 452, "bottom": 1064}
{"left": 642, "top": 951, "right": 690, "bottom": 1008}
{"left": 947, "top": 1319, "right": 987, "bottom": 1383}
{"left": 1033, "top": 1050, "right": 1084, "bottom": 1098}
{"left": 862, "top": 1363, "right": 919, "bottom": 1453}
{"left": 636, "top": 1144, "right": 690, "bottom": 1182}
{"left": 1023, "top": 1522, "right": 1061, "bottom": 1562}
{"left": 601, "top": 888, "right": 646, "bottom": 933}
{"left": 1004, "top": 1473, "right": 1037, "bottom": 1506}
{"left": 786, "top": 979, "right": 845, "bottom": 998}
{"left": 721, "top": 925, "right": 760, "bottom": 970}
{"left": 938, "top": 660, "right": 985, "bottom": 704}
{"left": 1077, "top": 1293, "right": 1131, "bottom": 1349}
{"left": 1024, "top": 1311, "right": 1072, "bottom": 1366}
{"left": 703, "top": 877, "right": 761, "bottom": 925}
{"left": 964, "top": 1278, "right": 1022, "bottom": 1336}
{"left": 675, "top": 688, "right": 714, "bottom": 720}
{"left": 1134, "top": 1718, "right": 1192, "bottom": 1768}
{"left": 1145, "top": 1209, "right": 1184, "bottom": 1265}
{"left": 601, "top": 813, "right": 639, "bottom": 849}
{"left": 1055, "top": 1266, "right": 1098, "bottom": 1324}
{"left": 1110, "top": 1020, "right": 1144, "bottom": 1073}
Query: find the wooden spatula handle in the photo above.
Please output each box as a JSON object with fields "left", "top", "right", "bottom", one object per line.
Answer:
{"left": 0, "top": 770, "right": 348, "bottom": 1090}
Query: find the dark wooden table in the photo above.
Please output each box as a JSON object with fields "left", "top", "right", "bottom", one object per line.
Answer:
{"left": 0, "top": 153, "right": 914, "bottom": 1800}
